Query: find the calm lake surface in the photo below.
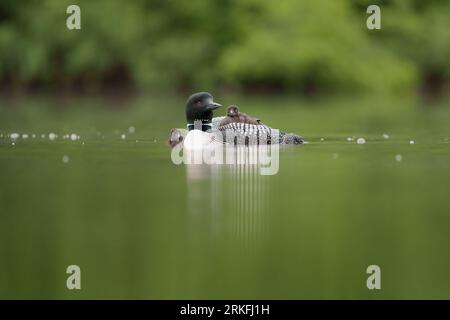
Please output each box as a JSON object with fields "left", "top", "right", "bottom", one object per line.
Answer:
{"left": 1, "top": 95, "right": 450, "bottom": 299}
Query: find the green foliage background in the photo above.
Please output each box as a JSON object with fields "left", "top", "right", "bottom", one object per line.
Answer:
{"left": 0, "top": 0, "right": 449, "bottom": 94}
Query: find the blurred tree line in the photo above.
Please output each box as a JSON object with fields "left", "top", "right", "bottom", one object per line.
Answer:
{"left": 0, "top": 0, "right": 449, "bottom": 96}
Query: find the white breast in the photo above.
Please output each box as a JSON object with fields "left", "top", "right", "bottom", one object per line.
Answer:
{"left": 183, "top": 130, "right": 215, "bottom": 150}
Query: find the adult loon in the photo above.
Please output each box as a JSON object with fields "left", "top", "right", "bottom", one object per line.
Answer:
{"left": 171, "top": 92, "right": 303, "bottom": 149}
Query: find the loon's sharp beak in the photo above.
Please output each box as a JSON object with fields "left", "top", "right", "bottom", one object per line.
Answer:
{"left": 206, "top": 102, "right": 222, "bottom": 111}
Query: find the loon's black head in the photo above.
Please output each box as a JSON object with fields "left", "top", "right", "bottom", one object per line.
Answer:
{"left": 186, "top": 92, "right": 222, "bottom": 131}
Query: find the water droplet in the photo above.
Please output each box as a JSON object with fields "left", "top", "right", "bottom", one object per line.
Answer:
{"left": 70, "top": 133, "right": 78, "bottom": 141}
{"left": 49, "top": 133, "right": 57, "bottom": 141}
{"left": 410, "top": 140, "right": 415, "bottom": 145}
{"left": 128, "top": 126, "right": 135, "bottom": 134}
{"left": 62, "top": 155, "right": 70, "bottom": 163}
{"left": 121, "top": 134, "right": 126, "bottom": 140}
{"left": 356, "top": 137, "right": 366, "bottom": 145}
{"left": 383, "top": 133, "right": 389, "bottom": 139}
{"left": 22, "top": 134, "right": 29, "bottom": 139}
{"left": 10, "top": 133, "right": 19, "bottom": 140}
{"left": 395, "top": 154, "right": 402, "bottom": 162}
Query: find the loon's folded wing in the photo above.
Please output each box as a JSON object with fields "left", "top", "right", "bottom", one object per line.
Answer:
{"left": 217, "top": 123, "right": 304, "bottom": 145}
{"left": 211, "top": 116, "right": 225, "bottom": 130}
{"left": 217, "top": 122, "right": 281, "bottom": 145}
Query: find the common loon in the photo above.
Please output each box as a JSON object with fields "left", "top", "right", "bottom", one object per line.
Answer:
{"left": 170, "top": 92, "right": 303, "bottom": 148}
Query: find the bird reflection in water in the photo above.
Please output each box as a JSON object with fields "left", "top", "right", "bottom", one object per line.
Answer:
{"left": 185, "top": 145, "right": 273, "bottom": 249}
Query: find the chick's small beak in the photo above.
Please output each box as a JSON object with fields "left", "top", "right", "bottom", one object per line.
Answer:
{"left": 206, "top": 101, "right": 222, "bottom": 111}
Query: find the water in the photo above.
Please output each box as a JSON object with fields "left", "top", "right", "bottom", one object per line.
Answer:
{"left": 1, "top": 95, "right": 450, "bottom": 299}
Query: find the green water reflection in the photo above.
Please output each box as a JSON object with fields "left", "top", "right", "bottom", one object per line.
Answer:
{"left": 1, "top": 96, "right": 450, "bottom": 299}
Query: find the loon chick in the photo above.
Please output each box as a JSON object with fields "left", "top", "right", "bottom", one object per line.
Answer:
{"left": 167, "top": 128, "right": 186, "bottom": 148}
{"left": 219, "top": 105, "right": 263, "bottom": 127}
{"left": 218, "top": 106, "right": 303, "bottom": 145}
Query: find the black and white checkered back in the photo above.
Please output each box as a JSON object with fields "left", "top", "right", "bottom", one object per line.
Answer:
{"left": 218, "top": 122, "right": 281, "bottom": 145}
